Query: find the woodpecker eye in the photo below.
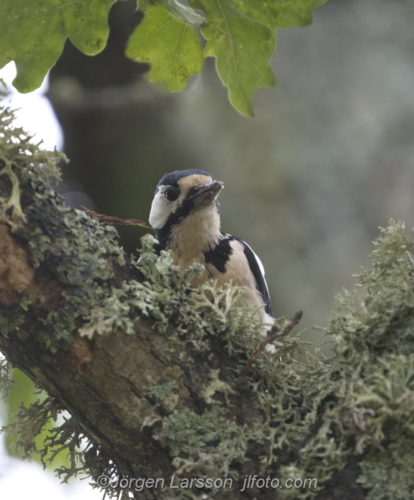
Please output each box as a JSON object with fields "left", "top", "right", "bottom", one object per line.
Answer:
{"left": 163, "top": 188, "right": 179, "bottom": 201}
{"left": 190, "top": 186, "right": 199, "bottom": 194}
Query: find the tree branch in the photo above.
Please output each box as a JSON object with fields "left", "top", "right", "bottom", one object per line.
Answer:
{"left": 1, "top": 107, "right": 414, "bottom": 500}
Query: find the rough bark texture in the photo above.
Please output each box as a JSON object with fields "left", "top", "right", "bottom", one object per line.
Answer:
{"left": 1, "top": 112, "right": 414, "bottom": 500}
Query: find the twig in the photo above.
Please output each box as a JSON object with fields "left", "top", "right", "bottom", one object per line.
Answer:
{"left": 81, "top": 207, "right": 152, "bottom": 229}
{"left": 245, "top": 310, "right": 303, "bottom": 370}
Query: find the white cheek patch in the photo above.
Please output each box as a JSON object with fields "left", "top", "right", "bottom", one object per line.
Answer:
{"left": 149, "top": 190, "right": 184, "bottom": 229}
{"left": 149, "top": 192, "right": 172, "bottom": 229}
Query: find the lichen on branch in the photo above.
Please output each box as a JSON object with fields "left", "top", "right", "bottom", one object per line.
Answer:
{"left": 0, "top": 106, "right": 64, "bottom": 226}
{"left": 1, "top": 104, "right": 414, "bottom": 500}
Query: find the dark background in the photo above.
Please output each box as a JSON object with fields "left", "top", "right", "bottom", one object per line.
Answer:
{"left": 47, "top": 0, "right": 414, "bottom": 348}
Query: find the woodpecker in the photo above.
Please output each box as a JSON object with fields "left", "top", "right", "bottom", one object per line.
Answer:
{"left": 149, "top": 169, "right": 274, "bottom": 328}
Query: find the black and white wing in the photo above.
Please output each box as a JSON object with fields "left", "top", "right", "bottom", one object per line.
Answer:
{"left": 233, "top": 237, "right": 273, "bottom": 317}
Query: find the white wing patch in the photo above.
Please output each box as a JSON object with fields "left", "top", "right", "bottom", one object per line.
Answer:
{"left": 244, "top": 241, "right": 265, "bottom": 277}
{"left": 240, "top": 239, "right": 270, "bottom": 296}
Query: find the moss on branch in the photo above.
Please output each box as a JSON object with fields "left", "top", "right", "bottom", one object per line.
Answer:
{"left": 1, "top": 104, "right": 414, "bottom": 500}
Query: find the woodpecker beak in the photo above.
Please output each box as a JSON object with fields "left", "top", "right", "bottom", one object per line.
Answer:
{"left": 190, "top": 181, "right": 223, "bottom": 208}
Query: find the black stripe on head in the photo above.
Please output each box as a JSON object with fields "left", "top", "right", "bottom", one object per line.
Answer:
{"left": 157, "top": 169, "right": 214, "bottom": 190}
{"left": 204, "top": 234, "right": 234, "bottom": 273}
{"left": 155, "top": 197, "right": 195, "bottom": 249}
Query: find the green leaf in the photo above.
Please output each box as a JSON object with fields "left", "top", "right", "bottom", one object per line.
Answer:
{"left": 189, "top": 0, "right": 276, "bottom": 117}
{"left": 231, "top": 0, "right": 328, "bottom": 29}
{"left": 0, "top": 0, "right": 119, "bottom": 93}
{"left": 126, "top": 4, "right": 203, "bottom": 92}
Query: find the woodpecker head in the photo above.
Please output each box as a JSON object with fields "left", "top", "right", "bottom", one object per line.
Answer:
{"left": 149, "top": 169, "right": 223, "bottom": 248}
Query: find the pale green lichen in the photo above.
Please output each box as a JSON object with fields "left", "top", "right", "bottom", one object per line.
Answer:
{"left": 0, "top": 311, "right": 25, "bottom": 337}
{"left": 325, "top": 221, "right": 414, "bottom": 500}
{"left": 148, "top": 381, "right": 180, "bottom": 413}
{"left": 0, "top": 105, "right": 64, "bottom": 227}
{"left": 357, "top": 428, "right": 414, "bottom": 500}
{"left": 5, "top": 397, "right": 56, "bottom": 459}
{"left": 0, "top": 355, "right": 13, "bottom": 401}
{"left": 202, "top": 369, "right": 234, "bottom": 404}
{"left": 149, "top": 381, "right": 178, "bottom": 402}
